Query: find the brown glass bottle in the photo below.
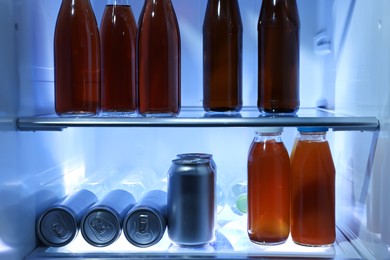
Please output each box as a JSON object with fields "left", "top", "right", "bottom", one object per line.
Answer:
{"left": 291, "top": 128, "right": 335, "bottom": 246}
{"left": 247, "top": 128, "right": 290, "bottom": 245}
{"left": 203, "top": 0, "right": 243, "bottom": 112}
{"left": 258, "top": 0, "right": 300, "bottom": 114}
{"left": 54, "top": 0, "right": 101, "bottom": 117}
{"left": 100, "top": 1, "right": 137, "bottom": 115}
{"left": 137, "top": 0, "right": 181, "bottom": 117}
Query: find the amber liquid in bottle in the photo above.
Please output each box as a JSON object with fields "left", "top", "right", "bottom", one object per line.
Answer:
{"left": 137, "top": 0, "right": 181, "bottom": 117}
{"left": 258, "top": 0, "right": 300, "bottom": 114}
{"left": 203, "top": 0, "right": 243, "bottom": 112}
{"left": 54, "top": 0, "right": 101, "bottom": 117}
{"left": 100, "top": 2, "right": 137, "bottom": 115}
{"left": 291, "top": 132, "right": 336, "bottom": 246}
{"left": 247, "top": 132, "right": 290, "bottom": 244}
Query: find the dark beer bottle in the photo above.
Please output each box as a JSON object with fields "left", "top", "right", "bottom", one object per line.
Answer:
{"left": 100, "top": 0, "right": 137, "bottom": 116}
{"left": 258, "top": 0, "right": 300, "bottom": 114}
{"left": 203, "top": 0, "right": 243, "bottom": 113}
{"left": 137, "top": 0, "right": 181, "bottom": 117}
{"left": 54, "top": 0, "right": 101, "bottom": 117}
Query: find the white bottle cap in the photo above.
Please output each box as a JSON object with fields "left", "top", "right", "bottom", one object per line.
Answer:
{"left": 256, "top": 127, "right": 284, "bottom": 133}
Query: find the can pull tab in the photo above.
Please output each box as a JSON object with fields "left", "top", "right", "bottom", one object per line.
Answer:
{"left": 51, "top": 214, "right": 69, "bottom": 239}
{"left": 137, "top": 215, "right": 149, "bottom": 233}
{"left": 135, "top": 214, "right": 153, "bottom": 239}
{"left": 89, "top": 216, "right": 115, "bottom": 240}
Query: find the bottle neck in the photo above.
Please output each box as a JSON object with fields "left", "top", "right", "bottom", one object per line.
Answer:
{"left": 298, "top": 132, "right": 327, "bottom": 142}
{"left": 106, "top": 0, "right": 129, "bottom": 5}
{"left": 145, "top": 0, "right": 172, "bottom": 4}
{"left": 254, "top": 132, "right": 283, "bottom": 143}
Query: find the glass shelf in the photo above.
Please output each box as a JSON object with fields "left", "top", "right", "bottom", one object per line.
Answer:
{"left": 25, "top": 228, "right": 361, "bottom": 259}
{"left": 16, "top": 107, "right": 380, "bottom": 132}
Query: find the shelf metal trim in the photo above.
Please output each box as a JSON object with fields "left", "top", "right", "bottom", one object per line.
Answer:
{"left": 17, "top": 115, "right": 380, "bottom": 132}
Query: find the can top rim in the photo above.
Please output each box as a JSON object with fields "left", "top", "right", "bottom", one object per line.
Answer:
{"left": 172, "top": 158, "right": 210, "bottom": 165}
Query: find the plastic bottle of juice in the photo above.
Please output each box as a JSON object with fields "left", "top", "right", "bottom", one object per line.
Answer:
{"left": 247, "top": 127, "right": 290, "bottom": 245}
{"left": 291, "top": 127, "right": 336, "bottom": 246}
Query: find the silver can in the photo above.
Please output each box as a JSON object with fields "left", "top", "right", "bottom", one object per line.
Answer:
{"left": 167, "top": 158, "right": 215, "bottom": 246}
{"left": 81, "top": 189, "right": 136, "bottom": 247}
{"left": 176, "top": 153, "right": 216, "bottom": 173}
{"left": 36, "top": 189, "right": 98, "bottom": 247}
{"left": 124, "top": 190, "right": 167, "bottom": 248}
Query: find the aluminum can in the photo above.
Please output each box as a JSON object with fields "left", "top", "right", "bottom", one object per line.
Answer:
{"left": 124, "top": 190, "right": 167, "bottom": 247}
{"left": 81, "top": 189, "right": 136, "bottom": 247}
{"left": 168, "top": 158, "right": 215, "bottom": 246}
{"left": 36, "top": 189, "right": 98, "bottom": 247}
{"left": 176, "top": 153, "right": 216, "bottom": 173}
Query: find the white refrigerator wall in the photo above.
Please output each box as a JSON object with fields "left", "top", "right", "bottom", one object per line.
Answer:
{"left": 331, "top": 0, "right": 390, "bottom": 258}
{"left": 0, "top": 0, "right": 388, "bottom": 260}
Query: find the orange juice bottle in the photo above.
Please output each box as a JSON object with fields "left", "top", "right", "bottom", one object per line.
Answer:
{"left": 291, "top": 128, "right": 336, "bottom": 246}
{"left": 247, "top": 127, "right": 290, "bottom": 245}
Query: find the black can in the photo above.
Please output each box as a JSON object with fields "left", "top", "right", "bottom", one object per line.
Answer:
{"left": 167, "top": 158, "right": 215, "bottom": 246}
{"left": 124, "top": 190, "right": 167, "bottom": 247}
{"left": 81, "top": 189, "right": 136, "bottom": 247}
{"left": 36, "top": 189, "right": 98, "bottom": 247}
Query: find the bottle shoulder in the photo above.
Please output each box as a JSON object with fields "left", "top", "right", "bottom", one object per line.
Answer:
{"left": 258, "top": 0, "right": 300, "bottom": 28}
{"left": 203, "top": 0, "right": 243, "bottom": 31}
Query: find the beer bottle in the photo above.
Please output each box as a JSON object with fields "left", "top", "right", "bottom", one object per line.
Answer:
{"left": 137, "top": 0, "right": 181, "bottom": 117}
{"left": 203, "top": 0, "right": 243, "bottom": 112}
{"left": 54, "top": 0, "right": 101, "bottom": 117}
{"left": 258, "top": 0, "right": 300, "bottom": 114}
{"left": 100, "top": 0, "right": 137, "bottom": 116}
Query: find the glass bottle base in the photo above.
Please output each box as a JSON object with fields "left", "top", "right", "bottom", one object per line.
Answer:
{"left": 100, "top": 110, "right": 138, "bottom": 117}
{"left": 56, "top": 111, "right": 100, "bottom": 118}
{"left": 139, "top": 112, "right": 179, "bottom": 118}
{"left": 292, "top": 240, "right": 334, "bottom": 247}
{"left": 249, "top": 238, "right": 288, "bottom": 246}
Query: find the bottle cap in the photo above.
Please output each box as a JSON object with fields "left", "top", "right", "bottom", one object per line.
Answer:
{"left": 297, "top": 127, "right": 329, "bottom": 132}
{"left": 236, "top": 193, "right": 248, "bottom": 214}
{"left": 256, "top": 127, "right": 284, "bottom": 133}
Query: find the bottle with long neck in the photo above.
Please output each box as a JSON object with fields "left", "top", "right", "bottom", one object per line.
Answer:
{"left": 100, "top": 0, "right": 137, "bottom": 116}
{"left": 54, "top": 0, "right": 101, "bottom": 117}
{"left": 203, "top": 0, "right": 243, "bottom": 113}
{"left": 137, "top": 0, "right": 181, "bottom": 117}
{"left": 258, "top": 0, "right": 300, "bottom": 114}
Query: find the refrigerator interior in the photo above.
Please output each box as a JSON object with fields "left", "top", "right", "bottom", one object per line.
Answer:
{"left": 0, "top": 0, "right": 389, "bottom": 259}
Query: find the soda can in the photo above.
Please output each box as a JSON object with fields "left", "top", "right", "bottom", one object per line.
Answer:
{"left": 36, "top": 189, "right": 98, "bottom": 247}
{"left": 177, "top": 153, "right": 225, "bottom": 215}
{"left": 124, "top": 190, "right": 167, "bottom": 247}
{"left": 81, "top": 189, "right": 136, "bottom": 247}
{"left": 167, "top": 158, "right": 215, "bottom": 246}
{"left": 176, "top": 153, "right": 216, "bottom": 173}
